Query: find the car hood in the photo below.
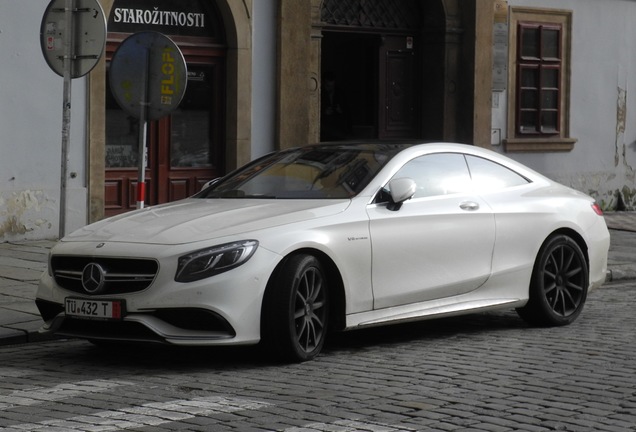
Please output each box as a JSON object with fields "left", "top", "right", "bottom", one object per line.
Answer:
{"left": 64, "top": 198, "right": 351, "bottom": 245}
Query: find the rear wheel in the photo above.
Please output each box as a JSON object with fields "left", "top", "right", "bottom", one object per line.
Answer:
{"left": 517, "top": 234, "right": 588, "bottom": 326}
{"left": 262, "top": 254, "right": 329, "bottom": 362}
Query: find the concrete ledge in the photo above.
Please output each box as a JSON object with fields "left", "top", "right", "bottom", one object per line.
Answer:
{"left": 606, "top": 265, "right": 636, "bottom": 282}
{"left": 0, "top": 326, "right": 28, "bottom": 345}
{"left": 0, "top": 324, "right": 62, "bottom": 346}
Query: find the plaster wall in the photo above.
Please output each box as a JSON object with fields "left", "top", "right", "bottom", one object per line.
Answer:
{"left": 0, "top": 0, "right": 88, "bottom": 241}
{"left": 493, "top": 0, "right": 636, "bottom": 210}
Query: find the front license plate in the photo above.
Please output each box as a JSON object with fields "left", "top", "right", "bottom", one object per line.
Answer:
{"left": 65, "top": 298, "right": 124, "bottom": 320}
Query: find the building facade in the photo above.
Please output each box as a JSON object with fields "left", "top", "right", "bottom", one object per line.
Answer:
{"left": 1, "top": 0, "right": 636, "bottom": 242}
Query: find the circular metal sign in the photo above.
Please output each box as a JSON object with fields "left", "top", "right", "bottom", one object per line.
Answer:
{"left": 109, "top": 31, "right": 187, "bottom": 120}
{"left": 40, "top": 0, "right": 106, "bottom": 78}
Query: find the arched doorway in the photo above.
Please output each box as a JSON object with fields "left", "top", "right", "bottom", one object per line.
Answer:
{"left": 104, "top": 0, "right": 226, "bottom": 216}
{"left": 320, "top": 0, "right": 422, "bottom": 140}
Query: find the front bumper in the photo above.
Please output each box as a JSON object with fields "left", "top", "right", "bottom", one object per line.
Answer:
{"left": 35, "top": 241, "right": 281, "bottom": 346}
{"left": 36, "top": 299, "right": 238, "bottom": 344}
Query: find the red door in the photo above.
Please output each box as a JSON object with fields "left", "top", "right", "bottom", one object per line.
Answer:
{"left": 105, "top": 49, "right": 225, "bottom": 217}
{"left": 157, "top": 61, "right": 225, "bottom": 204}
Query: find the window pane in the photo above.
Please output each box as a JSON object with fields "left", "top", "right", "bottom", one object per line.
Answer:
{"left": 171, "top": 111, "right": 212, "bottom": 167}
{"left": 521, "top": 89, "right": 538, "bottom": 109}
{"left": 542, "top": 28, "right": 560, "bottom": 59}
{"left": 106, "top": 68, "right": 139, "bottom": 169}
{"left": 542, "top": 68, "right": 559, "bottom": 88}
{"left": 466, "top": 156, "right": 529, "bottom": 191}
{"left": 171, "top": 66, "right": 214, "bottom": 168}
{"left": 392, "top": 153, "right": 471, "bottom": 198}
{"left": 521, "top": 27, "right": 539, "bottom": 58}
{"left": 520, "top": 111, "right": 538, "bottom": 133}
{"left": 542, "top": 90, "right": 558, "bottom": 110}
{"left": 541, "top": 111, "right": 558, "bottom": 133}
{"left": 521, "top": 67, "right": 538, "bottom": 88}
{"left": 106, "top": 110, "right": 139, "bottom": 168}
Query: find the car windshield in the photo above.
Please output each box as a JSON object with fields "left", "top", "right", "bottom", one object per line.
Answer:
{"left": 195, "top": 143, "right": 410, "bottom": 199}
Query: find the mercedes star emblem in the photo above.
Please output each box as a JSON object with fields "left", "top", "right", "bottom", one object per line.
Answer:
{"left": 81, "top": 263, "right": 107, "bottom": 294}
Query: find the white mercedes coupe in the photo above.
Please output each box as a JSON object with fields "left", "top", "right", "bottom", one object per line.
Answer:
{"left": 36, "top": 143, "right": 610, "bottom": 362}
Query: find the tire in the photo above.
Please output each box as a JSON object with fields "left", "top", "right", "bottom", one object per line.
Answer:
{"left": 262, "top": 254, "right": 329, "bottom": 362}
{"left": 517, "top": 234, "right": 588, "bottom": 326}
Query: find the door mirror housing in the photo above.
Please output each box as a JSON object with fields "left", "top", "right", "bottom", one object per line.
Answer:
{"left": 202, "top": 178, "right": 221, "bottom": 190}
{"left": 386, "top": 177, "right": 416, "bottom": 211}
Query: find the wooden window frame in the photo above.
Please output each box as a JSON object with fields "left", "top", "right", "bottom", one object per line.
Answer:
{"left": 504, "top": 8, "right": 576, "bottom": 152}
{"left": 517, "top": 23, "right": 561, "bottom": 136}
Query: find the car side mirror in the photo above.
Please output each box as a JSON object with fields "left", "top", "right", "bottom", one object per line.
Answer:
{"left": 202, "top": 178, "right": 220, "bottom": 190}
{"left": 387, "top": 177, "right": 416, "bottom": 211}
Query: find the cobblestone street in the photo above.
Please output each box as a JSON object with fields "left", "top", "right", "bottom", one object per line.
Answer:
{"left": 0, "top": 280, "right": 634, "bottom": 431}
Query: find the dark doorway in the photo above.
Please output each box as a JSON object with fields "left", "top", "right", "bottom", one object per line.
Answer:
{"left": 321, "top": 32, "right": 379, "bottom": 140}
{"left": 321, "top": 32, "right": 420, "bottom": 141}
{"left": 320, "top": 0, "right": 422, "bottom": 141}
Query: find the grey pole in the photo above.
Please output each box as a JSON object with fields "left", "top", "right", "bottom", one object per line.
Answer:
{"left": 59, "top": 0, "right": 74, "bottom": 239}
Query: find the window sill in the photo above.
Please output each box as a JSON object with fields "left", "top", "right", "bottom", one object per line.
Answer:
{"left": 503, "top": 137, "right": 577, "bottom": 152}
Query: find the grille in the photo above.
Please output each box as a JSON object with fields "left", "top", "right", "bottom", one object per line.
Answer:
{"left": 59, "top": 319, "right": 165, "bottom": 343}
{"left": 51, "top": 255, "right": 159, "bottom": 295}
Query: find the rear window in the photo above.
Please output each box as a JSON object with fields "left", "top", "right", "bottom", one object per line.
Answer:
{"left": 465, "top": 155, "right": 530, "bottom": 191}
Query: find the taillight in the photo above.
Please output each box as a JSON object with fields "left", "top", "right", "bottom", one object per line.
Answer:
{"left": 591, "top": 203, "right": 603, "bottom": 216}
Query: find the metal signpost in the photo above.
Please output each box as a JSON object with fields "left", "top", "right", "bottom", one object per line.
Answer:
{"left": 109, "top": 31, "right": 187, "bottom": 209}
{"left": 40, "top": 0, "right": 106, "bottom": 238}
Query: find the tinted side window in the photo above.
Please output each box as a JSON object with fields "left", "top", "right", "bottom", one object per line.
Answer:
{"left": 466, "top": 155, "right": 529, "bottom": 191}
{"left": 392, "top": 153, "right": 471, "bottom": 198}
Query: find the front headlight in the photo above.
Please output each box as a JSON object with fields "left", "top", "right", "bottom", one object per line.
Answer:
{"left": 175, "top": 240, "right": 259, "bottom": 282}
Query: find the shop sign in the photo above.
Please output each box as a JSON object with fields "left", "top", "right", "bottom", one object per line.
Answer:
{"left": 112, "top": 8, "right": 205, "bottom": 28}
{"left": 108, "top": 0, "right": 213, "bottom": 38}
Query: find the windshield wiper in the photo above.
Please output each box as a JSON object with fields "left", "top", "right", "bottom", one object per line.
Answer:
{"left": 202, "top": 190, "right": 278, "bottom": 199}
{"left": 242, "top": 194, "right": 277, "bottom": 199}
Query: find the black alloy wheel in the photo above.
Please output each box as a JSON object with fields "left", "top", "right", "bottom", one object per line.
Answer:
{"left": 517, "top": 234, "right": 589, "bottom": 326}
{"left": 262, "top": 254, "right": 329, "bottom": 362}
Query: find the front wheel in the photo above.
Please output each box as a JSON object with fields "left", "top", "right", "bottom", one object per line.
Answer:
{"left": 517, "top": 234, "right": 589, "bottom": 326}
{"left": 262, "top": 254, "right": 329, "bottom": 362}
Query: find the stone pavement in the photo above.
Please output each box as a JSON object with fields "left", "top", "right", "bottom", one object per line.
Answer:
{"left": 0, "top": 212, "right": 635, "bottom": 347}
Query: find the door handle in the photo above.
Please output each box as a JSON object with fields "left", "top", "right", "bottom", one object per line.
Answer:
{"left": 460, "top": 201, "right": 480, "bottom": 211}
